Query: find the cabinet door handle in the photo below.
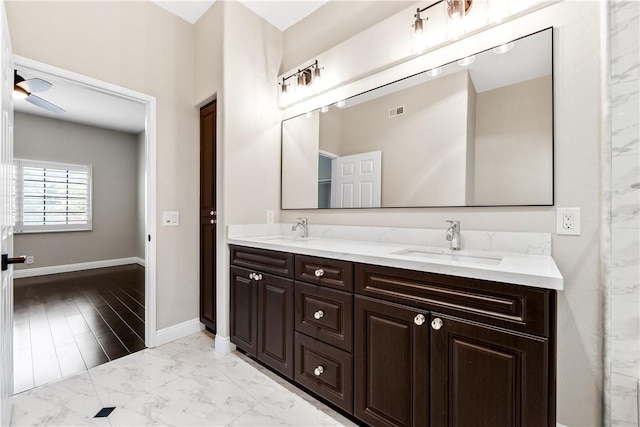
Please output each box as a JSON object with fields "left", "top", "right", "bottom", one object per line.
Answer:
{"left": 248, "top": 273, "right": 255, "bottom": 280}
{"left": 431, "top": 317, "right": 444, "bottom": 330}
{"left": 210, "top": 210, "right": 215, "bottom": 216}
{"left": 314, "top": 268, "right": 324, "bottom": 277}
{"left": 313, "top": 310, "right": 324, "bottom": 320}
{"left": 255, "top": 273, "right": 263, "bottom": 281}
{"left": 210, "top": 219, "right": 215, "bottom": 224}
{"left": 414, "top": 314, "right": 426, "bottom": 326}
{"left": 314, "top": 366, "right": 324, "bottom": 376}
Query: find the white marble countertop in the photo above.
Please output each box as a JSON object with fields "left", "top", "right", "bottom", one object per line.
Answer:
{"left": 227, "top": 224, "right": 563, "bottom": 290}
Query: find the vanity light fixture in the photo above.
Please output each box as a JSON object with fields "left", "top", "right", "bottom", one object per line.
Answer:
{"left": 493, "top": 41, "right": 514, "bottom": 54}
{"left": 457, "top": 55, "right": 475, "bottom": 66}
{"left": 412, "top": 0, "right": 473, "bottom": 47}
{"left": 279, "top": 60, "right": 323, "bottom": 104}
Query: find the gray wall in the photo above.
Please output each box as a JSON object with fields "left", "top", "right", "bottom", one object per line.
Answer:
{"left": 14, "top": 113, "right": 141, "bottom": 269}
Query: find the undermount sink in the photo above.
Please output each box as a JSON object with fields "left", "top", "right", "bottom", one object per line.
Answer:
{"left": 392, "top": 248, "right": 503, "bottom": 265}
{"left": 259, "top": 236, "right": 305, "bottom": 244}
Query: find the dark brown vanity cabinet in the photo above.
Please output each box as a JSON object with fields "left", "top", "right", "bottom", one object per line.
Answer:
{"left": 230, "top": 246, "right": 294, "bottom": 379}
{"left": 229, "top": 246, "right": 556, "bottom": 427}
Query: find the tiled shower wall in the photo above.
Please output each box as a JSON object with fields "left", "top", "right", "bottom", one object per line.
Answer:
{"left": 609, "top": 1, "right": 640, "bottom": 426}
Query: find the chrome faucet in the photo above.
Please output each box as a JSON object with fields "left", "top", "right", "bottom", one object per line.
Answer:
{"left": 292, "top": 217, "right": 308, "bottom": 238}
{"left": 445, "top": 220, "right": 461, "bottom": 250}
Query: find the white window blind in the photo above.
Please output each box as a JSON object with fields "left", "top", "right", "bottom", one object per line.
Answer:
{"left": 13, "top": 159, "right": 93, "bottom": 233}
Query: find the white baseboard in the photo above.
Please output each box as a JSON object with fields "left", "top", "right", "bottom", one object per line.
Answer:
{"left": 154, "top": 317, "right": 204, "bottom": 347}
{"left": 136, "top": 257, "right": 146, "bottom": 267}
{"left": 215, "top": 335, "right": 235, "bottom": 355}
{"left": 14, "top": 257, "right": 141, "bottom": 279}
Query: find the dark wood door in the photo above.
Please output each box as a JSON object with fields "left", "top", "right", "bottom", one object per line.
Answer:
{"left": 430, "top": 313, "right": 549, "bottom": 427}
{"left": 257, "top": 273, "right": 294, "bottom": 379}
{"left": 230, "top": 266, "right": 258, "bottom": 356}
{"left": 354, "top": 296, "right": 429, "bottom": 427}
{"left": 200, "top": 101, "right": 216, "bottom": 331}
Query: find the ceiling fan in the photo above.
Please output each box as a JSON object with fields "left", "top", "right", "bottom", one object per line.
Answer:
{"left": 14, "top": 70, "right": 65, "bottom": 114}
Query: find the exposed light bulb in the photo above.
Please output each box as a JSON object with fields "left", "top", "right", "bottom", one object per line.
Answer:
{"left": 493, "top": 42, "right": 514, "bottom": 54}
{"left": 427, "top": 67, "right": 442, "bottom": 77}
{"left": 13, "top": 87, "right": 28, "bottom": 100}
{"left": 457, "top": 55, "right": 475, "bottom": 66}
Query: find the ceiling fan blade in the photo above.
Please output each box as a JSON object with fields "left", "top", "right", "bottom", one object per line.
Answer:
{"left": 17, "top": 78, "right": 52, "bottom": 93}
{"left": 26, "top": 94, "right": 65, "bottom": 114}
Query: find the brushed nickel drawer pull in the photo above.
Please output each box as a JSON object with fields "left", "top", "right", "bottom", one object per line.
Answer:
{"left": 313, "top": 310, "right": 324, "bottom": 320}
{"left": 314, "top": 366, "right": 324, "bottom": 376}
{"left": 314, "top": 268, "right": 324, "bottom": 277}
{"left": 414, "top": 314, "right": 426, "bottom": 326}
{"left": 431, "top": 317, "right": 444, "bottom": 330}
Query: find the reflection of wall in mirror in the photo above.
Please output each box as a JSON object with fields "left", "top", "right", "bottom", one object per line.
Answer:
{"left": 473, "top": 76, "right": 553, "bottom": 205}
{"left": 282, "top": 112, "right": 319, "bottom": 209}
{"left": 340, "top": 70, "right": 473, "bottom": 207}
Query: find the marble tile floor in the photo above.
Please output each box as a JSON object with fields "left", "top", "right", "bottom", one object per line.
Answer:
{"left": 10, "top": 331, "right": 356, "bottom": 427}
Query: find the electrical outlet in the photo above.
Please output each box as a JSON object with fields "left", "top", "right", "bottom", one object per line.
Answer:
{"left": 25, "top": 256, "right": 34, "bottom": 265}
{"left": 162, "top": 211, "right": 180, "bottom": 226}
{"left": 266, "top": 210, "right": 274, "bottom": 225}
{"left": 557, "top": 208, "right": 581, "bottom": 235}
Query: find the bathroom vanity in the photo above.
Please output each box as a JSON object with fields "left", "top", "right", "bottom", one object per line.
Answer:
{"left": 227, "top": 225, "right": 562, "bottom": 427}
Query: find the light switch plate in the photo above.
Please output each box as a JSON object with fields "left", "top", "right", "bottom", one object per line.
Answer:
{"left": 162, "top": 211, "right": 180, "bottom": 226}
{"left": 557, "top": 207, "right": 581, "bottom": 235}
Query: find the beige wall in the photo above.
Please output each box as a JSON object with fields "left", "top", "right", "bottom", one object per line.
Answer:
{"left": 6, "top": 0, "right": 199, "bottom": 330}
{"left": 474, "top": 76, "right": 553, "bottom": 205}
{"left": 14, "top": 113, "right": 140, "bottom": 268}
{"left": 282, "top": 1, "right": 414, "bottom": 73}
{"left": 279, "top": 2, "right": 604, "bottom": 426}
{"left": 339, "top": 71, "right": 472, "bottom": 207}
{"left": 318, "top": 107, "right": 342, "bottom": 157}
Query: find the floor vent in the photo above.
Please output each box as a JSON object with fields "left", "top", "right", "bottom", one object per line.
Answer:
{"left": 94, "top": 407, "right": 116, "bottom": 418}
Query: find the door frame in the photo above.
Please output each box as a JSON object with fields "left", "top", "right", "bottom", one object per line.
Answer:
{"left": 13, "top": 55, "right": 158, "bottom": 348}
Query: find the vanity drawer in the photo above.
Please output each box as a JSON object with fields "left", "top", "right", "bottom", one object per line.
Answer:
{"left": 295, "top": 332, "right": 353, "bottom": 414}
{"left": 295, "top": 282, "right": 353, "bottom": 352}
{"left": 230, "top": 245, "right": 294, "bottom": 278}
{"left": 355, "top": 263, "right": 551, "bottom": 337}
{"left": 295, "top": 255, "right": 353, "bottom": 291}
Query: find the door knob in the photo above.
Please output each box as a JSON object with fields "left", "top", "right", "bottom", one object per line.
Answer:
{"left": 414, "top": 314, "right": 426, "bottom": 326}
{"left": 314, "top": 366, "right": 324, "bottom": 376}
{"left": 313, "top": 310, "right": 324, "bottom": 320}
{"left": 314, "top": 268, "right": 324, "bottom": 277}
{"left": 1, "top": 254, "right": 26, "bottom": 271}
{"left": 431, "top": 318, "right": 444, "bottom": 330}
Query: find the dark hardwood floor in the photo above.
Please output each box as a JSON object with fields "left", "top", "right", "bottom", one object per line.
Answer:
{"left": 13, "top": 264, "right": 145, "bottom": 393}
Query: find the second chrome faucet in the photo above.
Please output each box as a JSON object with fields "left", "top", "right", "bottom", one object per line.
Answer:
{"left": 292, "top": 217, "right": 308, "bottom": 238}
{"left": 445, "top": 220, "right": 461, "bottom": 250}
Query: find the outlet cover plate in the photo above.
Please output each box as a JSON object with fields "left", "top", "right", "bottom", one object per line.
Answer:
{"left": 557, "top": 207, "right": 581, "bottom": 235}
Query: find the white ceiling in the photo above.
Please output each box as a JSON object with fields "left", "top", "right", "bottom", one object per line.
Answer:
{"left": 14, "top": 68, "right": 147, "bottom": 134}
{"left": 150, "top": 0, "right": 329, "bottom": 30}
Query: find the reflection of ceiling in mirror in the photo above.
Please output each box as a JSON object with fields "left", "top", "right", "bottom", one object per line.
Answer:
{"left": 339, "top": 28, "right": 552, "bottom": 110}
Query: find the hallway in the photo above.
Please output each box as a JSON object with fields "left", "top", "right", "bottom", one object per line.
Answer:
{"left": 13, "top": 265, "right": 145, "bottom": 393}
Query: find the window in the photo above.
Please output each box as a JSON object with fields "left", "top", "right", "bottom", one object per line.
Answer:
{"left": 13, "top": 159, "right": 92, "bottom": 233}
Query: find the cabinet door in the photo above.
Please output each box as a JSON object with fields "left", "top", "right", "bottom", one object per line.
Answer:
{"left": 230, "top": 266, "right": 258, "bottom": 356}
{"left": 355, "top": 296, "right": 429, "bottom": 427}
{"left": 430, "top": 313, "right": 549, "bottom": 427}
{"left": 258, "top": 273, "right": 294, "bottom": 379}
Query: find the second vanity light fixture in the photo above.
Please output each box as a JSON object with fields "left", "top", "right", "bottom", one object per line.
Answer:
{"left": 280, "top": 60, "right": 323, "bottom": 106}
{"left": 412, "top": 0, "right": 473, "bottom": 52}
